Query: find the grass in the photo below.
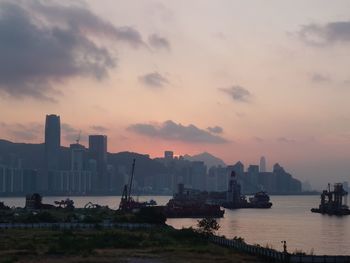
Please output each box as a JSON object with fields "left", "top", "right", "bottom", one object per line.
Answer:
{"left": 0, "top": 206, "right": 166, "bottom": 224}
{"left": 0, "top": 227, "right": 264, "bottom": 263}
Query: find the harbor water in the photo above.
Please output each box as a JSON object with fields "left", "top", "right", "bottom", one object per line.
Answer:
{"left": 2, "top": 195, "right": 349, "bottom": 255}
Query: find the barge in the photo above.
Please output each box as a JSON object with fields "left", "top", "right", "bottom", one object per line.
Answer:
{"left": 163, "top": 184, "right": 225, "bottom": 218}
{"left": 311, "top": 183, "right": 350, "bottom": 216}
{"left": 211, "top": 171, "right": 272, "bottom": 209}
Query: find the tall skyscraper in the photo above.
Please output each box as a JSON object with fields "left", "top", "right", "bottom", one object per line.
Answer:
{"left": 89, "top": 135, "right": 107, "bottom": 192}
{"left": 44, "top": 114, "right": 61, "bottom": 191}
{"left": 260, "top": 156, "right": 266, "bottom": 172}
{"left": 45, "top": 114, "right": 61, "bottom": 170}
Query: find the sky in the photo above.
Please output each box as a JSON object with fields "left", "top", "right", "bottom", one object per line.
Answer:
{"left": 0, "top": 0, "right": 350, "bottom": 189}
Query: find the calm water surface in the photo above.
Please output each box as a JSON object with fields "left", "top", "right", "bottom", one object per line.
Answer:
{"left": 2, "top": 195, "right": 349, "bottom": 255}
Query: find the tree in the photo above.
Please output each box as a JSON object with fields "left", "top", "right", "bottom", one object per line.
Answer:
{"left": 196, "top": 217, "right": 220, "bottom": 236}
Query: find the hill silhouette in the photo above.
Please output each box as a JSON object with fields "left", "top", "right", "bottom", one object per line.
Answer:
{"left": 184, "top": 152, "right": 226, "bottom": 168}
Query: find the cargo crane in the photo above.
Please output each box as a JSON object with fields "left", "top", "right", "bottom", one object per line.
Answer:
{"left": 118, "top": 159, "right": 151, "bottom": 212}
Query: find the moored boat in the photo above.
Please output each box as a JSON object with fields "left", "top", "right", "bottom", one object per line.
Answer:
{"left": 221, "top": 172, "right": 273, "bottom": 209}
{"left": 248, "top": 191, "right": 273, "bottom": 208}
{"left": 163, "top": 183, "right": 225, "bottom": 218}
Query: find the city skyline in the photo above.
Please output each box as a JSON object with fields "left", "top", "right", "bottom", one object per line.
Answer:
{"left": 1, "top": 1, "right": 350, "bottom": 188}
{"left": 0, "top": 114, "right": 297, "bottom": 172}
{"left": 0, "top": 113, "right": 306, "bottom": 196}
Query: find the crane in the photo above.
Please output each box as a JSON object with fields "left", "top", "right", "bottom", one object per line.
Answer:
{"left": 119, "top": 158, "right": 137, "bottom": 211}
{"left": 128, "top": 158, "right": 136, "bottom": 201}
{"left": 76, "top": 130, "right": 81, "bottom": 144}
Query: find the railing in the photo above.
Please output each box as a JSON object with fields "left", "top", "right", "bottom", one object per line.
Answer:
{"left": 210, "top": 236, "right": 350, "bottom": 263}
{"left": 289, "top": 255, "right": 350, "bottom": 263}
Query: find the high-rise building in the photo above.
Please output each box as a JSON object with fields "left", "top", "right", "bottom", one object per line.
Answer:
{"left": 229, "top": 161, "right": 244, "bottom": 176}
{"left": 164, "top": 151, "right": 174, "bottom": 160}
{"left": 191, "top": 161, "right": 207, "bottom": 190}
{"left": 45, "top": 114, "right": 61, "bottom": 170}
{"left": 0, "top": 164, "right": 37, "bottom": 194}
{"left": 89, "top": 135, "right": 107, "bottom": 192}
{"left": 260, "top": 156, "right": 266, "bottom": 172}
{"left": 70, "top": 143, "right": 86, "bottom": 171}
{"left": 247, "top": 164, "right": 259, "bottom": 188}
{"left": 44, "top": 114, "right": 61, "bottom": 192}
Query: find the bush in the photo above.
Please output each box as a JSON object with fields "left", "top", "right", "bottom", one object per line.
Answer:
{"left": 37, "top": 211, "right": 58, "bottom": 223}
{"left": 196, "top": 218, "right": 220, "bottom": 236}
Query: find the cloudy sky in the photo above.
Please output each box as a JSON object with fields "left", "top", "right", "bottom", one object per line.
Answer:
{"left": 1, "top": 0, "right": 350, "bottom": 188}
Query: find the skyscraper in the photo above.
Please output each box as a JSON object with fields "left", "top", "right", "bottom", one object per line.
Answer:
{"left": 44, "top": 114, "right": 61, "bottom": 191}
{"left": 45, "top": 114, "right": 61, "bottom": 170}
{"left": 260, "top": 156, "right": 266, "bottom": 172}
{"left": 70, "top": 143, "right": 86, "bottom": 171}
{"left": 89, "top": 135, "right": 107, "bottom": 192}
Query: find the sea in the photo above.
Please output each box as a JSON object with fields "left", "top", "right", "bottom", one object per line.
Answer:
{"left": 2, "top": 195, "right": 349, "bottom": 255}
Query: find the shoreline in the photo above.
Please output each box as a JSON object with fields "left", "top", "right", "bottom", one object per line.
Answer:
{"left": 0, "top": 192, "right": 320, "bottom": 198}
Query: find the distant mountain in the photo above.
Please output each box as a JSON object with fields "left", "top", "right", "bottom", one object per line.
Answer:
{"left": 108, "top": 151, "right": 167, "bottom": 183}
{"left": 184, "top": 152, "right": 226, "bottom": 168}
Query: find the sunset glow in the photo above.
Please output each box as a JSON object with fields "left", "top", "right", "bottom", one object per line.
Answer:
{"left": 1, "top": 0, "right": 350, "bottom": 188}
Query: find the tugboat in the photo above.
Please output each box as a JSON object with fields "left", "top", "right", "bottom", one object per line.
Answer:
{"left": 311, "top": 183, "right": 350, "bottom": 216}
{"left": 163, "top": 183, "right": 225, "bottom": 218}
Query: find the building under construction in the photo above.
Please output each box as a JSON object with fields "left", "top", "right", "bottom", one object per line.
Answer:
{"left": 311, "top": 183, "right": 350, "bottom": 216}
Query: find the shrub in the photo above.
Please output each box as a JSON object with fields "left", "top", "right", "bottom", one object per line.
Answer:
{"left": 196, "top": 218, "right": 220, "bottom": 236}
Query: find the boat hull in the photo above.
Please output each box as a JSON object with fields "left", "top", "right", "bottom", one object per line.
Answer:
{"left": 311, "top": 208, "right": 350, "bottom": 216}
{"left": 163, "top": 205, "right": 225, "bottom": 218}
{"left": 223, "top": 202, "right": 272, "bottom": 209}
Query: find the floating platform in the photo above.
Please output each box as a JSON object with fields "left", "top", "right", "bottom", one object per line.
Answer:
{"left": 211, "top": 172, "right": 273, "bottom": 209}
{"left": 163, "top": 183, "right": 225, "bottom": 218}
{"left": 163, "top": 203, "right": 224, "bottom": 218}
{"left": 311, "top": 183, "right": 350, "bottom": 216}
